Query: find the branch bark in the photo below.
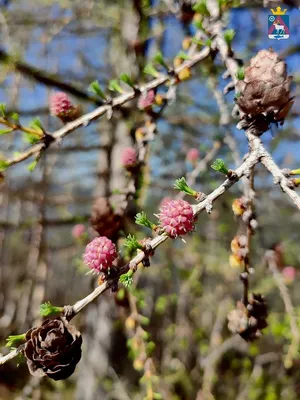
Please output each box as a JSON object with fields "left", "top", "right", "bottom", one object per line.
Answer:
{"left": 0, "top": 48, "right": 101, "bottom": 103}
{"left": 0, "top": 142, "right": 261, "bottom": 365}
{"left": 6, "top": 46, "right": 211, "bottom": 169}
{"left": 265, "top": 250, "right": 300, "bottom": 369}
{"left": 207, "top": 0, "right": 300, "bottom": 211}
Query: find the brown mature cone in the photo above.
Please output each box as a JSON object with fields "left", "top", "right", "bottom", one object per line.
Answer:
{"left": 90, "top": 197, "right": 123, "bottom": 238}
{"left": 24, "top": 318, "right": 82, "bottom": 381}
{"left": 236, "top": 48, "right": 294, "bottom": 121}
{"left": 227, "top": 302, "right": 249, "bottom": 334}
{"left": 228, "top": 293, "right": 268, "bottom": 342}
{"left": 179, "top": 0, "right": 195, "bottom": 24}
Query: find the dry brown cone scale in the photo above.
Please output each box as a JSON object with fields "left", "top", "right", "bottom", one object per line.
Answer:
{"left": 24, "top": 318, "right": 82, "bottom": 380}
{"left": 227, "top": 293, "right": 268, "bottom": 342}
{"left": 236, "top": 48, "right": 294, "bottom": 128}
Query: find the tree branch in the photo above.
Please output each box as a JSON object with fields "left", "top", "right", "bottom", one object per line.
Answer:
{"left": 0, "top": 48, "right": 101, "bottom": 104}
{"left": 207, "top": 0, "right": 300, "bottom": 211}
{"left": 0, "top": 143, "right": 261, "bottom": 365}
{"left": 0, "top": 345, "right": 24, "bottom": 366}
{"left": 265, "top": 250, "right": 300, "bottom": 369}
{"left": 260, "top": 151, "right": 300, "bottom": 210}
{"left": 5, "top": 46, "right": 211, "bottom": 169}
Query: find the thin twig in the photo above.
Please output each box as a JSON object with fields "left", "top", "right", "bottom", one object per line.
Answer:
{"left": 64, "top": 145, "right": 262, "bottom": 316}
{"left": 198, "top": 335, "right": 248, "bottom": 400}
{"left": 246, "top": 130, "right": 300, "bottom": 211}
{"left": 265, "top": 250, "right": 300, "bottom": 369}
{"left": 236, "top": 352, "right": 280, "bottom": 400}
{"left": 207, "top": 0, "right": 300, "bottom": 211}
{"left": 260, "top": 151, "right": 300, "bottom": 210}
{"left": 0, "top": 48, "right": 101, "bottom": 103}
{"left": 6, "top": 47, "right": 211, "bottom": 169}
{"left": 0, "top": 144, "right": 261, "bottom": 365}
{"left": 0, "top": 345, "right": 24, "bottom": 365}
{"left": 177, "top": 139, "right": 223, "bottom": 200}
{"left": 199, "top": 299, "right": 232, "bottom": 399}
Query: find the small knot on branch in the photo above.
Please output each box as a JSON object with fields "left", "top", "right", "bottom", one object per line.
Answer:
{"left": 63, "top": 305, "right": 75, "bottom": 321}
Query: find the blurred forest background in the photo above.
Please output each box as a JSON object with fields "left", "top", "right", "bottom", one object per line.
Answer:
{"left": 0, "top": 0, "right": 300, "bottom": 399}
